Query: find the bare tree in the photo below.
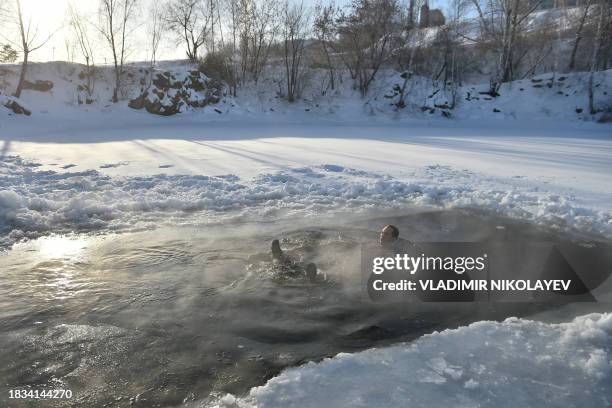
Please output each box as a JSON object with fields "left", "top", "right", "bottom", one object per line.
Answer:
{"left": 588, "top": 0, "right": 610, "bottom": 114}
{"left": 237, "top": 0, "right": 280, "bottom": 83}
{"left": 64, "top": 38, "right": 77, "bottom": 62}
{"left": 2, "top": 0, "right": 55, "bottom": 97}
{"left": 0, "top": 0, "right": 8, "bottom": 25}
{"left": 0, "top": 1, "right": 16, "bottom": 62}
{"left": 336, "top": 0, "right": 402, "bottom": 96}
{"left": 68, "top": 2, "right": 96, "bottom": 101}
{"left": 97, "top": 0, "right": 139, "bottom": 103}
{"left": 223, "top": 0, "right": 240, "bottom": 95}
{"left": 314, "top": 2, "right": 338, "bottom": 91}
{"left": 470, "top": 0, "right": 544, "bottom": 94}
{"left": 391, "top": 0, "right": 428, "bottom": 108}
{"left": 281, "top": 0, "right": 310, "bottom": 102}
{"left": 147, "top": 0, "right": 163, "bottom": 67}
{"left": 568, "top": 0, "right": 594, "bottom": 70}
{"left": 165, "top": 0, "right": 211, "bottom": 62}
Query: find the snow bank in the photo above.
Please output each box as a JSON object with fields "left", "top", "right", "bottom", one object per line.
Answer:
{"left": 1, "top": 155, "right": 610, "bottom": 248}
{"left": 203, "top": 313, "right": 612, "bottom": 408}
{"left": 1, "top": 61, "right": 610, "bottom": 123}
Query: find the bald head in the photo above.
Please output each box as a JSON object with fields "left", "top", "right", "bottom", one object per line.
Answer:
{"left": 379, "top": 224, "right": 399, "bottom": 246}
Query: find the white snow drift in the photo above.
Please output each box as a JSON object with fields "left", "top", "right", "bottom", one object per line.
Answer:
{"left": 1, "top": 154, "right": 610, "bottom": 248}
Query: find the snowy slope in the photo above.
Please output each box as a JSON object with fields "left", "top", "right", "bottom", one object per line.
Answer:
{"left": 1, "top": 61, "right": 611, "bottom": 123}
{"left": 203, "top": 312, "right": 612, "bottom": 408}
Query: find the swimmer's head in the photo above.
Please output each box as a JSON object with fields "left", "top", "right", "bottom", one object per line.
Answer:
{"left": 379, "top": 225, "right": 399, "bottom": 246}
{"left": 271, "top": 239, "right": 283, "bottom": 260}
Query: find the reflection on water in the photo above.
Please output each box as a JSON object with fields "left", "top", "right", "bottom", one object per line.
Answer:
{"left": 0, "top": 209, "right": 610, "bottom": 407}
{"left": 36, "top": 236, "right": 88, "bottom": 261}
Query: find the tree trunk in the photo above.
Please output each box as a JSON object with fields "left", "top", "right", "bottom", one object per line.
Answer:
{"left": 569, "top": 0, "right": 592, "bottom": 70}
{"left": 322, "top": 42, "right": 335, "bottom": 90}
{"left": 588, "top": 0, "right": 605, "bottom": 114}
{"left": 14, "top": 52, "right": 28, "bottom": 98}
{"left": 113, "top": 65, "right": 120, "bottom": 103}
{"left": 13, "top": 0, "right": 28, "bottom": 98}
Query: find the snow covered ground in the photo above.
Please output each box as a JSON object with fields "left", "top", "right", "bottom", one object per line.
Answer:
{"left": 204, "top": 312, "right": 612, "bottom": 408}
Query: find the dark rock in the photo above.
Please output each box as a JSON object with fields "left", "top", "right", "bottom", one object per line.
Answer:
{"left": 144, "top": 99, "right": 180, "bottom": 116}
{"left": 399, "top": 71, "right": 409, "bottom": 79}
{"left": 186, "top": 75, "right": 206, "bottom": 91}
{"left": 479, "top": 90, "right": 500, "bottom": 97}
{"left": 493, "top": 108, "right": 501, "bottom": 113}
{"left": 22, "top": 79, "right": 53, "bottom": 92}
{"left": 128, "top": 92, "right": 147, "bottom": 110}
{"left": 575, "top": 108, "right": 583, "bottom": 113}
{"left": 152, "top": 74, "right": 171, "bottom": 90}
{"left": 130, "top": 70, "right": 223, "bottom": 116}
{"left": 4, "top": 99, "right": 31, "bottom": 115}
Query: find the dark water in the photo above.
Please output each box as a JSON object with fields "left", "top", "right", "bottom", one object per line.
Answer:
{"left": 0, "top": 209, "right": 610, "bottom": 407}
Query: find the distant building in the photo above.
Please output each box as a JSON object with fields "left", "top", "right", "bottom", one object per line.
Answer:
{"left": 419, "top": 1, "right": 445, "bottom": 28}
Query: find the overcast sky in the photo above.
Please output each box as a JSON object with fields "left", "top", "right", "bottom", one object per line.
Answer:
{"left": 1, "top": 0, "right": 450, "bottom": 63}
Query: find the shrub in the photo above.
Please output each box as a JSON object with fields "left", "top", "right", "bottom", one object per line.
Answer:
{"left": 198, "top": 50, "right": 236, "bottom": 90}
